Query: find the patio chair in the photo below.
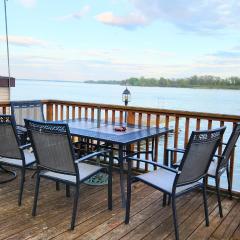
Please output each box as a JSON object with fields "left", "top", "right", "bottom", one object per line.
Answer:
{"left": 125, "top": 127, "right": 226, "bottom": 240}
{"left": 10, "top": 100, "right": 44, "bottom": 144}
{"left": 0, "top": 115, "right": 36, "bottom": 205}
{"left": 166, "top": 122, "right": 240, "bottom": 217}
{"left": 25, "top": 119, "right": 113, "bottom": 230}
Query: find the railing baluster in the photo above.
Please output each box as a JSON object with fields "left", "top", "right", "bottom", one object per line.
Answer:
{"left": 78, "top": 107, "right": 81, "bottom": 119}
{"left": 60, "top": 105, "right": 64, "bottom": 120}
{"left": 112, "top": 110, "right": 115, "bottom": 124}
{"left": 173, "top": 116, "right": 180, "bottom": 163}
{"left": 184, "top": 117, "right": 190, "bottom": 148}
{"left": 218, "top": 121, "right": 225, "bottom": 156}
{"left": 208, "top": 119, "right": 212, "bottom": 129}
{"left": 46, "top": 103, "right": 53, "bottom": 121}
{"left": 154, "top": 114, "right": 160, "bottom": 170}
{"left": 55, "top": 104, "right": 58, "bottom": 121}
{"left": 85, "top": 107, "right": 88, "bottom": 119}
{"left": 91, "top": 107, "right": 94, "bottom": 120}
{"left": 72, "top": 106, "right": 76, "bottom": 120}
{"left": 105, "top": 109, "right": 108, "bottom": 123}
{"left": 120, "top": 111, "right": 123, "bottom": 124}
{"left": 230, "top": 123, "right": 236, "bottom": 185}
{"left": 163, "top": 115, "right": 170, "bottom": 165}
{"left": 136, "top": 113, "right": 142, "bottom": 170}
{"left": 196, "top": 118, "right": 201, "bottom": 130}
{"left": 66, "top": 105, "right": 70, "bottom": 120}
{"left": 145, "top": 114, "right": 151, "bottom": 171}
{"left": 127, "top": 111, "right": 136, "bottom": 160}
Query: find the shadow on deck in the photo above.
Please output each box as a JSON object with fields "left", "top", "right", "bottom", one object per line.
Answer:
{"left": 0, "top": 170, "right": 239, "bottom": 240}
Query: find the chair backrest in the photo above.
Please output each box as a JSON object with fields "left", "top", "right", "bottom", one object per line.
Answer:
{"left": 25, "top": 119, "right": 76, "bottom": 175}
{"left": 176, "top": 126, "right": 226, "bottom": 186}
{"left": 11, "top": 101, "right": 44, "bottom": 127}
{"left": 219, "top": 123, "right": 240, "bottom": 170}
{"left": 0, "top": 115, "right": 22, "bottom": 159}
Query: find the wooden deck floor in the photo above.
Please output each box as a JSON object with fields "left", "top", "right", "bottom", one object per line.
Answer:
{"left": 0, "top": 170, "right": 240, "bottom": 240}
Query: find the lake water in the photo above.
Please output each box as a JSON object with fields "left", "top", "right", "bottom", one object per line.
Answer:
{"left": 11, "top": 79, "right": 240, "bottom": 190}
{"left": 12, "top": 79, "right": 240, "bottom": 114}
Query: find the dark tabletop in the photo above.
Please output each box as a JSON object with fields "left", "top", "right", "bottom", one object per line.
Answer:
{"left": 56, "top": 118, "right": 170, "bottom": 145}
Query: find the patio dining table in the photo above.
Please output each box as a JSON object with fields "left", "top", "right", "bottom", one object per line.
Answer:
{"left": 54, "top": 118, "right": 171, "bottom": 206}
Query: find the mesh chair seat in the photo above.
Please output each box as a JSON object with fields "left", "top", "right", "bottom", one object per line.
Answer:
{"left": 41, "top": 163, "right": 103, "bottom": 183}
{"left": 135, "top": 168, "right": 202, "bottom": 194}
{"left": 173, "top": 158, "right": 221, "bottom": 177}
{"left": 0, "top": 149, "right": 35, "bottom": 167}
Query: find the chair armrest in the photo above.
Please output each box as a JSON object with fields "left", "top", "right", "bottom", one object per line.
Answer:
{"left": 165, "top": 147, "right": 185, "bottom": 153}
{"left": 19, "top": 143, "right": 31, "bottom": 150}
{"left": 221, "top": 142, "right": 237, "bottom": 147}
{"left": 75, "top": 149, "right": 111, "bottom": 164}
{"left": 16, "top": 125, "right": 27, "bottom": 132}
{"left": 213, "top": 154, "right": 224, "bottom": 159}
{"left": 128, "top": 157, "right": 178, "bottom": 173}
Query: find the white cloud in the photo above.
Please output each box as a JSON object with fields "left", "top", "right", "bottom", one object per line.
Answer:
{"left": 19, "top": 0, "right": 36, "bottom": 8}
{"left": 0, "top": 35, "right": 49, "bottom": 47}
{"left": 95, "top": 11, "right": 148, "bottom": 30}
{"left": 130, "top": 0, "right": 240, "bottom": 32}
{"left": 58, "top": 5, "right": 90, "bottom": 21}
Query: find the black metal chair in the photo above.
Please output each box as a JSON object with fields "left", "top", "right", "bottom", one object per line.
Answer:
{"left": 125, "top": 127, "right": 226, "bottom": 240}
{"left": 0, "top": 115, "right": 36, "bottom": 205}
{"left": 25, "top": 119, "right": 113, "bottom": 230}
{"left": 10, "top": 100, "right": 44, "bottom": 144}
{"left": 166, "top": 122, "right": 240, "bottom": 217}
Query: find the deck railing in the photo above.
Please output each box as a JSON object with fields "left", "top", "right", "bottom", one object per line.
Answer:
{"left": 1, "top": 99, "right": 240, "bottom": 196}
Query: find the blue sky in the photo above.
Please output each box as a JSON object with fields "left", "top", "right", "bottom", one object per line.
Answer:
{"left": 0, "top": 0, "right": 240, "bottom": 81}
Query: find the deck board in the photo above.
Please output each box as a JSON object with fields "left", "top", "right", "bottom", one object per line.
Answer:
{"left": 0, "top": 170, "right": 239, "bottom": 240}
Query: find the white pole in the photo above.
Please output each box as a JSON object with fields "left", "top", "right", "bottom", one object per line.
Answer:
{"left": 4, "top": 0, "right": 11, "bottom": 100}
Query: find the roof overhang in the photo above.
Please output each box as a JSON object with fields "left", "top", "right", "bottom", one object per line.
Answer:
{"left": 0, "top": 76, "right": 15, "bottom": 87}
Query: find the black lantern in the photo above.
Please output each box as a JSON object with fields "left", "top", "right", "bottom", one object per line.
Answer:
{"left": 122, "top": 82, "right": 131, "bottom": 125}
{"left": 122, "top": 87, "right": 131, "bottom": 106}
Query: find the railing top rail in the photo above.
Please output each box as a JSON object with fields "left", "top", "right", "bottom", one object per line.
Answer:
{"left": 1, "top": 99, "right": 240, "bottom": 122}
{"left": 42, "top": 99, "right": 240, "bottom": 122}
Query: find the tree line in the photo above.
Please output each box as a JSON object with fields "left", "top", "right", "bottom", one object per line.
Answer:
{"left": 85, "top": 75, "right": 240, "bottom": 89}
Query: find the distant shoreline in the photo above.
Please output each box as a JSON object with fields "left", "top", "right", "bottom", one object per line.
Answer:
{"left": 84, "top": 76, "right": 240, "bottom": 90}
{"left": 17, "top": 77, "right": 240, "bottom": 90}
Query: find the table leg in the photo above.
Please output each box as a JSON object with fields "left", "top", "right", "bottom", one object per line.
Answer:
{"left": 125, "top": 144, "right": 132, "bottom": 223}
{"left": 119, "top": 145, "right": 126, "bottom": 207}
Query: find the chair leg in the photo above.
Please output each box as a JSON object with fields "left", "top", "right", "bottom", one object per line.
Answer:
{"left": 215, "top": 177, "right": 223, "bottom": 218}
{"left": 18, "top": 168, "right": 25, "bottom": 206}
{"left": 66, "top": 184, "right": 71, "bottom": 197}
{"left": 56, "top": 182, "right": 60, "bottom": 191}
{"left": 162, "top": 193, "right": 167, "bottom": 206}
{"left": 203, "top": 179, "right": 209, "bottom": 226}
{"left": 32, "top": 173, "right": 41, "bottom": 216}
{"left": 168, "top": 194, "right": 171, "bottom": 206}
{"left": 226, "top": 167, "right": 233, "bottom": 200}
{"left": 119, "top": 146, "right": 126, "bottom": 207}
{"left": 151, "top": 137, "right": 154, "bottom": 161}
{"left": 125, "top": 160, "right": 132, "bottom": 224}
{"left": 71, "top": 185, "right": 80, "bottom": 230}
{"left": 108, "top": 152, "right": 113, "bottom": 210}
{"left": 171, "top": 196, "right": 179, "bottom": 240}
